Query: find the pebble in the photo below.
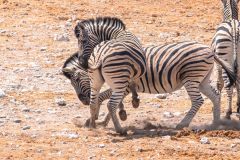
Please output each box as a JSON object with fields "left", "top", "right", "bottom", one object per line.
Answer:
{"left": 40, "top": 47, "right": 47, "bottom": 51}
{"left": 54, "top": 34, "right": 70, "bottom": 41}
{"left": 98, "top": 144, "right": 105, "bottom": 148}
{"left": 67, "top": 133, "right": 79, "bottom": 139}
{"left": 162, "top": 135, "right": 171, "bottom": 140}
{"left": 136, "top": 147, "right": 143, "bottom": 152}
{"left": 0, "top": 115, "right": 6, "bottom": 118}
{"left": 13, "top": 119, "right": 22, "bottom": 123}
{"left": 231, "top": 143, "right": 237, "bottom": 148}
{"left": 0, "top": 89, "right": 6, "bottom": 98}
{"left": 22, "top": 108, "right": 30, "bottom": 112}
{"left": 173, "top": 112, "right": 182, "bottom": 117}
{"left": 200, "top": 137, "right": 210, "bottom": 144}
{"left": 163, "top": 111, "right": 174, "bottom": 118}
{"left": 55, "top": 97, "right": 66, "bottom": 106}
{"left": 155, "top": 94, "right": 167, "bottom": 99}
{"left": 22, "top": 126, "right": 31, "bottom": 130}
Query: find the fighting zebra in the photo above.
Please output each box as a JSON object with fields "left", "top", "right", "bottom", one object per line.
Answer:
{"left": 62, "top": 52, "right": 131, "bottom": 122}
{"left": 211, "top": 0, "right": 240, "bottom": 119}
{"left": 63, "top": 42, "right": 235, "bottom": 131}
{"left": 74, "top": 17, "right": 146, "bottom": 134}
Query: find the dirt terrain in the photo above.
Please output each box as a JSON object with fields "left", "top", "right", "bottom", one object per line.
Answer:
{"left": 1, "top": 0, "right": 240, "bottom": 159}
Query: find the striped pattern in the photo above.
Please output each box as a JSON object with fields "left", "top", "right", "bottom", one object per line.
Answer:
{"left": 74, "top": 17, "right": 146, "bottom": 134}
{"left": 63, "top": 41, "right": 235, "bottom": 130}
{"left": 221, "top": 0, "right": 239, "bottom": 21}
{"left": 74, "top": 17, "right": 126, "bottom": 68}
{"left": 212, "top": 0, "right": 240, "bottom": 119}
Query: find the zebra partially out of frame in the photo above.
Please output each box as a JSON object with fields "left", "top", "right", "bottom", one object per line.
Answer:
{"left": 74, "top": 17, "right": 146, "bottom": 134}
{"left": 63, "top": 42, "right": 235, "bottom": 132}
{"left": 211, "top": 0, "right": 240, "bottom": 119}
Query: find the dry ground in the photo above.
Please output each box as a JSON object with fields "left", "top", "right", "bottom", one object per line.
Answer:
{"left": 0, "top": 0, "right": 240, "bottom": 159}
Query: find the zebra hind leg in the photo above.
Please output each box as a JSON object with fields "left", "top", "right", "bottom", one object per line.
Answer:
{"left": 130, "top": 83, "right": 140, "bottom": 108}
{"left": 176, "top": 82, "right": 204, "bottom": 129}
{"left": 199, "top": 75, "right": 221, "bottom": 125}
{"left": 216, "top": 64, "right": 224, "bottom": 92}
{"left": 225, "top": 87, "right": 233, "bottom": 119}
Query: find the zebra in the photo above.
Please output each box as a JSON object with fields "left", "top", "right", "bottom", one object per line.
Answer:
{"left": 62, "top": 52, "right": 136, "bottom": 123}
{"left": 74, "top": 17, "right": 147, "bottom": 134}
{"left": 211, "top": 0, "right": 240, "bottom": 119}
{"left": 63, "top": 42, "right": 235, "bottom": 131}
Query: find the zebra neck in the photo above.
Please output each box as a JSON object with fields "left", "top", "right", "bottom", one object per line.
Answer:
{"left": 223, "top": 1, "right": 239, "bottom": 21}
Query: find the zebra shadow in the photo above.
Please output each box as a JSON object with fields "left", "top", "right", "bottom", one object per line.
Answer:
{"left": 107, "top": 119, "right": 240, "bottom": 140}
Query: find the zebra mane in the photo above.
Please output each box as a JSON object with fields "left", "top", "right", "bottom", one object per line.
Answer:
{"left": 62, "top": 52, "right": 87, "bottom": 78}
{"left": 222, "top": 0, "right": 239, "bottom": 21}
{"left": 74, "top": 17, "right": 126, "bottom": 38}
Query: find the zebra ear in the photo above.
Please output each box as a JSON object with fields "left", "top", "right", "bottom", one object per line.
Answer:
{"left": 74, "top": 23, "right": 85, "bottom": 38}
{"left": 62, "top": 68, "right": 75, "bottom": 79}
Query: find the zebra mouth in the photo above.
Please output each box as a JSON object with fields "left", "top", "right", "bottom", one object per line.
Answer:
{"left": 78, "top": 94, "right": 90, "bottom": 105}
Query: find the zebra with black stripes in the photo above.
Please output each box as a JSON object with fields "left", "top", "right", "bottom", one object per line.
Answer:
{"left": 62, "top": 52, "right": 131, "bottom": 123}
{"left": 63, "top": 41, "right": 235, "bottom": 130}
{"left": 211, "top": 0, "right": 240, "bottom": 119}
{"left": 74, "top": 17, "right": 146, "bottom": 134}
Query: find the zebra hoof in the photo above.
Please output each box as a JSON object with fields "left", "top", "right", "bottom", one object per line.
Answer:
{"left": 132, "top": 98, "right": 140, "bottom": 108}
{"left": 118, "top": 129, "right": 128, "bottom": 136}
{"left": 119, "top": 110, "right": 127, "bottom": 121}
{"left": 176, "top": 123, "right": 188, "bottom": 130}
{"left": 84, "top": 118, "right": 96, "bottom": 128}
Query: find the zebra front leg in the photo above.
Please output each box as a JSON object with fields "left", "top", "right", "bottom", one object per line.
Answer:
{"left": 176, "top": 82, "right": 204, "bottom": 129}
{"left": 130, "top": 83, "right": 140, "bottom": 108}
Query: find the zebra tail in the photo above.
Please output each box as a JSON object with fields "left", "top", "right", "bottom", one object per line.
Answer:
{"left": 232, "top": 21, "right": 239, "bottom": 85}
{"left": 214, "top": 55, "right": 236, "bottom": 87}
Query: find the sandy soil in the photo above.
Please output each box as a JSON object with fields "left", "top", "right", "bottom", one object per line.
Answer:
{"left": 1, "top": 0, "right": 240, "bottom": 159}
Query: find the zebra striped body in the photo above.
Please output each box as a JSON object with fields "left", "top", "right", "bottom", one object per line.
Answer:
{"left": 212, "top": 0, "right": 240, "bottom": 119}
{"left": 75, "top": 17, "right": 146, "bottom": 134}
{"left": 63, "top": 41, "right": 235, "bottom": 130}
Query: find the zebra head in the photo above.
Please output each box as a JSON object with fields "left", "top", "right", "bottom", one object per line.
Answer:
{"left": 74, "top": 17, "right": 126, "bottom": 69}
{"left": 62, "top": 52, "right": 90, "bottom": 105}
{"left": 221, "top": 0, "right": 239, "bottom": 21}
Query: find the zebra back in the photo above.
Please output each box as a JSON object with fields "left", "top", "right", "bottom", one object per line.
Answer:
{"left": 221, "top": 0, "right": 239, "bottom": 21}
{"left": 74, "top": 17, "right": 126, "bottom": 68}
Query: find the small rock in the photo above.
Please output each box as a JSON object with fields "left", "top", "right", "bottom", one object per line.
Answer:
{"left": 136, "top": 147, "right": 143, "bottom": 152}
{"left": 110, "top": 150, "right": 116, "bottom": 156}
{"left": 152, "top": 104, "right": 161, "bottom": 108}
{"left": 65, "top": 21, "right": 72, "bottom": 27}
{"left": 162, "top": 135, "right": 171, "bottom": 140}
{"left": 98, "top": 144, "right": 105, "bottom": 148}
{"left": 22, "top": 108, "right": 30, "bottom": 112}
{"left": 13, "top": 119, "right": 22, "bottom": 123}
{"left": 173, "top": 112, "right": 182, "bottom": 117}
{"left": 22, "top": 126, "right": 31, "bottom": 130}
{"left": 0, "top": 89, "right": 6, "bottom": 98}
{"left": 67, "top": 133, "right": 79, "bottom": 139}
{"left": 231, "top": 143, "right": 237, "bottom": 148}
{"left": 40, "top": 47, "right": 47, "bottom": 51}
{"left": 163, "top": 112, "right": 174, "bottom": 118}
{"left": 155, "top": 94, "right": 167, "bottom": 99}
{"left": 200, "top": 137, "right": 210, "bottom": 144}
{"left": 54, "top": 34, "right": 70, "bottom": 41}
{"left": 0, "top": 115, "right": 6, "bottom": 118}
{"left": 55, "top": 97, "right": 66, "bottom": 106}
